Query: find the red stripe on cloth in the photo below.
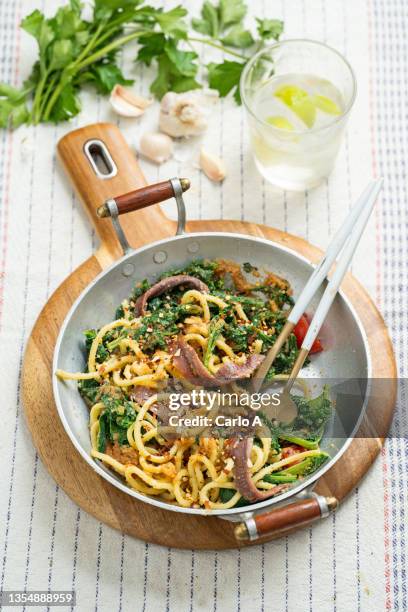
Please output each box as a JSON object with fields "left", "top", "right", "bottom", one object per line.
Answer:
{"left": 367, "top": 0, "right": 391, "bottom": 609}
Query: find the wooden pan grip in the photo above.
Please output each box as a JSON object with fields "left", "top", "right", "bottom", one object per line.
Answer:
{"left": 98, "top": 178, "right": 190, "bottom": 217}
{"left": 255, "top": 497, "right": 322, "bottom": 535}
{"left": 234, "top": 496, "right": 338, "bottom": 541}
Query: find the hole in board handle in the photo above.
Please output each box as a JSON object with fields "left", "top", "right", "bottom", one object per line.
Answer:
{"left": 83, "top": 139, "right": 118, "bottom": 179}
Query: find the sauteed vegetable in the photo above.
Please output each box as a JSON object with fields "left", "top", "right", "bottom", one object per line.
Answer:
{"left": 56, "top": 259, "right": 330, "bottom": 509}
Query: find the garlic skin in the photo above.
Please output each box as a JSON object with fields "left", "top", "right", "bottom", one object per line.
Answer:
{"left": 159, "top": 89, "right": 219, "bottom": 138}
{"left": 199, "top": 148, "right": 226, "bottom": 182}
{"left": 110, "top": 85, "right": 152, "bottom": 117}
{"left": 139, "top": 132, "right": 173, "bottom": 164}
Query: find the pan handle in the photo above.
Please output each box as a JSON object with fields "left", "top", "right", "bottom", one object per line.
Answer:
{"left": 234, "top": 494, "right": 338, "bottom": 542}
{"left": 97, "top": 177, "right": 189, "bottom": 255}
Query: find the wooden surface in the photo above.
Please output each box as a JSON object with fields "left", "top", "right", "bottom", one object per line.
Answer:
{"left": 22, "top": 123, "right": 397, "bottom": 550}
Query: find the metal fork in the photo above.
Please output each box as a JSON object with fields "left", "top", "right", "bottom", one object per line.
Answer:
{"left": 253, "top": 178, "right": 383, "bottom": 422}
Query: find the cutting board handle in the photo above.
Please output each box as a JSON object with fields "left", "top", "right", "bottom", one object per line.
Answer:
{"left": 57, "top": 123, "right": 175, "bottom": 263}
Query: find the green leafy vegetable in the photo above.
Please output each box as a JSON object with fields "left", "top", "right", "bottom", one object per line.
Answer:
{"left": 290, "top": 386, "right": 332, "bottom": 437}
{"left": 207, "top": 60, "right": 245, "bottom": 103}
{"left": 159, "top": 259, "right": 224, "bottom": 292}
{"left": 192, "top": 1, "right": 219, "bottom": 37}
{"left": 221, "top": 25, "right": 253, "bottom": 48}
{"left": 219, "top": 0, "right": 247, "bottom": 28}
{"left": 224, "top": 323, "right": 252, "bottom": 352}
{"left": 156, "top": 6, "right": 188, "bottom": 39}
{"left": 278, "top": 387, "right": 333, "bottom": 446}
{"left": 97, "top": 395, "right": 137, "bottom": 452}
{"left": 0, "top": 84, "right": 29, "bottom": 128}
{"left": 263, "top": 473, "right": 297, "bottom": 484}
{"left": 78, "top": 376, "right": 100, "bottom": 405}
{"left": 83, "top": 329, "right": 109, "bottom": 361}
{"left": 203, "top": 315, "right": 225, "bottom": 367}
{"left": 256, "top": 18, "right": 284, "bottom": 41}
{"left": 280, "top": 452, "right": 329, "bottom": 477}
{"left": 219, "top": 487, "right": 248, "bottom": 507}
{"left": 0, "top": 0, "right": 284, "bottom": 127}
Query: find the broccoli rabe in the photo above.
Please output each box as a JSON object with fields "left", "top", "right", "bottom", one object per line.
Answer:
{"left": 280, "top": 452, "right": 329, "bottom": 477}
{"left": 290, "top": 386, "right": 332, "bottom": 438}
{"left": 97, "top": 395, "right": 137, "bottom": 452}
{"left": 78, "top": 377, "right": 100, "bottom": 406}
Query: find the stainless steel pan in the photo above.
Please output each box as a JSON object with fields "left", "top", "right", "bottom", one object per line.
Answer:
{"left": 52, "top": 146, "right": 371, "bottom": 541}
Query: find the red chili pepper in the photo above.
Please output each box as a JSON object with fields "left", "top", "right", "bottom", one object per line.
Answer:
{"left": 293, "top": 315, "right": 323, "bottom": 354}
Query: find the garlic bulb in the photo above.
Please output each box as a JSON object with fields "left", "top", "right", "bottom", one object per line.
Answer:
{"left": 139, "top": 132, "right": 173, "bottom": 164}
{"left": 159, "top": 89, "right": 219, "bottom": 138}
{"left": 110, "top": 85, "right": 152, "bottom": 117}
{"left": 199, "top": 148, "right": 226, "bottom": 182}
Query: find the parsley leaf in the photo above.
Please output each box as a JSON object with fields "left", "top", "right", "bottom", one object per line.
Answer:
{"left": 156, "top": 6, "right": 188, "bottom": 40}
{"left": 21, "top": 9, "right": 55, "bottom": 54}
{"left": 0, "top": 84, "right": 29, "bottom": 128}
{"left": 137, "top": 32, "right": 166, "bottom": 65}
{"left": 81, "top": 62, "right": 133, "bottom": 94}
{"left": 256, "top": 18, "right": 284, "bottom": 41}
{"left": 207, "top": 60, "right": 245, "bottom": 103}
{"left": 150, "top": 48, "right": 200, "bottom": 99}
{"left": 192, "top": 1, "right": 219, "bottom": 37}
{"left": 219, "top": 0, "right": 246, "bottom": 28}
{"left": 48, "top": 82, "right": 81, "bottom": 122}
{"left": 221, "top": 25, "right": 254, "bottom": 48}
{"left": 164, "top": 41, "right": 199, "bottom": 77}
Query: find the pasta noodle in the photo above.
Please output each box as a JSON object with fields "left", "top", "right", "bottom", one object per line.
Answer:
{"left": 56, "top": 259, "right": 330, "bottom": 510}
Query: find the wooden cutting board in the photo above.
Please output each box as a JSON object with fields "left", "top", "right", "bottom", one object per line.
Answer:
{"left": 22, "top": 123, "right": 396, "bottom": 550}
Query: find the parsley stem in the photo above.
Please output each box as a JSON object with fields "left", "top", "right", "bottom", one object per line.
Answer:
{"left": 38, "top": 72, "right": 58, "bottom": 120}
{"left": 31, "top": 70, "right": 49, "bottom": 124}
{"left": 187, "top": 36, "right": 248, "bottom": 60}
{"left": 42, "top": 29, "right": 148, "bottom": 121}
{"left": 71, "top": 23, "right": 104, "bottom": 69}
{"left": 76, "top": 30, "right": 148, "bottom": 71}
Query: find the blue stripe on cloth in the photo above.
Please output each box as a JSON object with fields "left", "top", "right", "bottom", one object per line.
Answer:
{"left": 70, "top": 509, "right": 81, "bottom": 612}
{"left": 94, "top": 524, "right": 103, "bottom": 612}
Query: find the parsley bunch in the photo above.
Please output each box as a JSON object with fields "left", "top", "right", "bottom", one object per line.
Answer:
{"left": 0, "top": 0, "right": 283, "bottom": 128}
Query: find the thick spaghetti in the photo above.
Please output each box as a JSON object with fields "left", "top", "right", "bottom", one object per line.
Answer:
{"left": 56, "top": 259, "right": 330, "bottom": 509}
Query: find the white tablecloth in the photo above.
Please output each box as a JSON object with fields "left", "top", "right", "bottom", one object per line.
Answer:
{"left": 0, "top": 0, "right": 406, "bottom": 610}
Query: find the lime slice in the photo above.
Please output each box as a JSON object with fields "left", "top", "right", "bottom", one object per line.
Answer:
{"left": 313, "top": 94, "right": 341, "bottom": 115}
{"left": 266, "top": 116, "right": 294, "bottom": 131}
{"left": 274, "top": 85, "right": 316, "bottom": 128}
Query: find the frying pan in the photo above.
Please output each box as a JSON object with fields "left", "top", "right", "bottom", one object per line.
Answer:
{"left": 52, "top": 123, "right": 372, "bottom": 541}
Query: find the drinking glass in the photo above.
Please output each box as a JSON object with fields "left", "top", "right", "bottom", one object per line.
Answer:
{"left": 240, "top": 39, "right": 357, "bottom": 191}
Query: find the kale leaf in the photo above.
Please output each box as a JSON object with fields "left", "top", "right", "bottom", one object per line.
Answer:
{"left": 97, "top": 395, "right": 137, "bottom": 452}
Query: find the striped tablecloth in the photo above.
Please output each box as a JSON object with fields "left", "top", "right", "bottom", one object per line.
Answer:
{"left": 0, "top": 0, "right": 406, "bottom": 610}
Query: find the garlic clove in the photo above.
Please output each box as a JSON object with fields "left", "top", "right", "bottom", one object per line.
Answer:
{"left": 159, "top": 90, "right": 213, "bottom": 137}
{"left": 199, "top": 148, "right": 226, "bottom": 182}
{"left": 139, "top": 132, "right": 173, "bottom": 164}
{"left": 110, "top": 85, "right": 152, "bottom": 117}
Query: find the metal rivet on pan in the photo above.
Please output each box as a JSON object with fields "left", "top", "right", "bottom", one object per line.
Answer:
{"left": 187, "top": 241, "right": 200, "bottom": 254}
{"left": 153, "top": 250, "right": 167, "bottom": 264}
{"left": 122, "top": 263, "right": 135, "bottom": 277}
